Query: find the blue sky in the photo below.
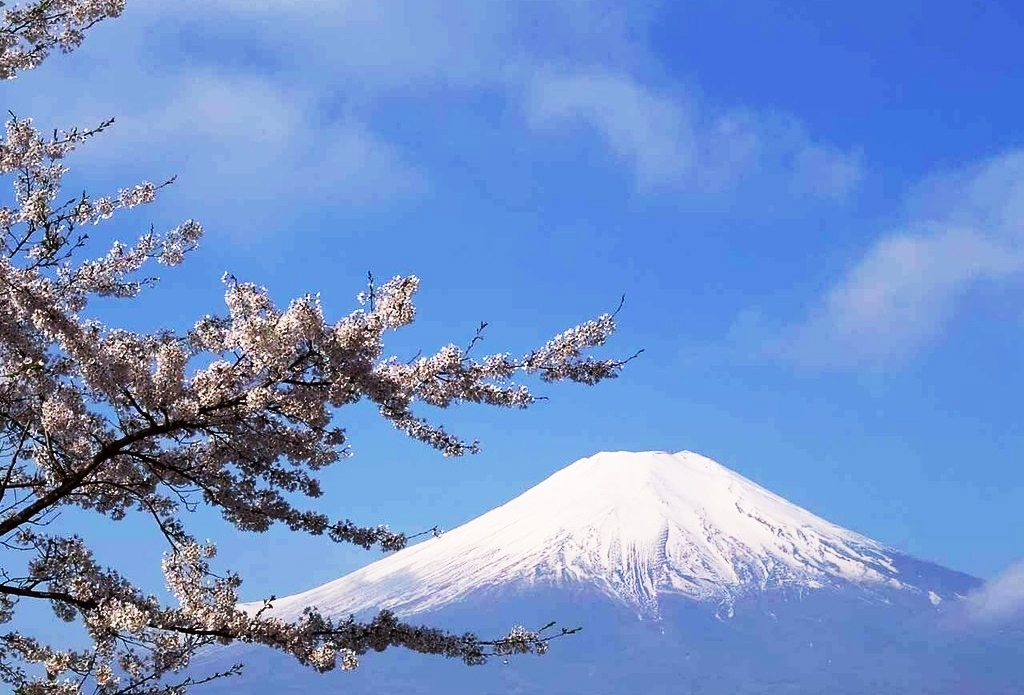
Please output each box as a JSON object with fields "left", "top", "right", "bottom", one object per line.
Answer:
{"left": 6, "top": 0, "right": 1023, "bottom": 607}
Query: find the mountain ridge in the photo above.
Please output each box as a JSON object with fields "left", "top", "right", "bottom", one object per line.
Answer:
{"left": 203, "top": 450, "right": 1022, "bottom": 695}
{"left": 250, "top": 450, "right": 979, "bottom": 620}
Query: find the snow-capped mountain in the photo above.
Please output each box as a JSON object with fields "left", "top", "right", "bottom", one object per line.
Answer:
{"left": 255, "top": 450, "right": 975, "bottom": 621}
{"left": 200, "top": 451, "right": 1019, "bottom": 695}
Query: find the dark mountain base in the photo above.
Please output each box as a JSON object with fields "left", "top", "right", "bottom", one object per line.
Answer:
{"left": 194, "top": 585, "right": 1022, "bottom": 694}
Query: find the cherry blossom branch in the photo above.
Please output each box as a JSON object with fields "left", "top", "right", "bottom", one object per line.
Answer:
{"left": 0, "top": 4, "right": 635, "bottom": 692}
{"left": 0, "top": 1, "right": 125, "bottom": 80}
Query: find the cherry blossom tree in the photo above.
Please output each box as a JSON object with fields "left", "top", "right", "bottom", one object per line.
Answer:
{"left": 0, "top": 2, "right": 634, "bottom": 693}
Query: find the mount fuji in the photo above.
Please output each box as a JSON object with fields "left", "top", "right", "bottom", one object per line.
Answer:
{"left": 199, "top": 451, "right": 1022, "bottom": 694}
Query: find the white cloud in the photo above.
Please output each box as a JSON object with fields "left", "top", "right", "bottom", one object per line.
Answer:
{"left": 5, "top": 56, "right": 424, "bottom": 232}
{"left": 784, "top": 150, "right": 1024, "bottom": 366}
{"left": 960, "top": 560, "right": 1024, "bottom": 626}
{"left": 523, "top": 70, "right": 862, "bottom": 196}
{"left": 9, "top": 0, "right": 644, "bottom": 226}
{"left": 791, "top": 142, "right": 865, "bottom": 200}
{"left": 4, "top": 0, "right": 863, "bottom": 233}
{"left": 114, "top": 71, "right": 424, "bottom": 207}
{"left": 151, "top": 0, "right": 645, "bottom": 92}
{"left": 524, "top": 72, "right": 698, "bottom": 189}
{"left": 128, "top": 2, "right": 859, "bottom": 200}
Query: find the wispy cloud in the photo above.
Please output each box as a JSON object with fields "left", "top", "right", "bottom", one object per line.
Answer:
{"left": 167, "top": 0, "right": 645, "bottom": 92}
{"left": 6, "top": 55, "right": 424, "bottom": 234}
{"left": 523, "top": 70, "right": 863, "bottom": 196}
{"left": 524, "top": 72, "right": 699, "bottom": 190}
{"left": 959, "top": 560, "right": 1024, "bottom": 627}
{"left": 791, "top": 142, "right": 865, "bottom": 201}
{"left": 113, "top": 71, "right": 424, "bottom": 208}
{"left": 6, "top": 0, "right": 864, "bottom": 235}
{"left": 2, "top": 0, "right": 647, "bottom": 228}
{"left": 783, "top": 150, "right": 1024, "bottom": 367}
{"left": 140, "top": 2, "right": 861, "bottom": 200}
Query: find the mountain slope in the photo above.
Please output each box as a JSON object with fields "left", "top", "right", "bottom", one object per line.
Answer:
{"left": 198, "top": 450, "right": 1021, "bottom": 694}
{"left": 256, "top": 450, "right": 977, "bottom": 620}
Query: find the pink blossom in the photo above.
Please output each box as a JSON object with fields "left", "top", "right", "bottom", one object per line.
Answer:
{"left": 0, "top": 4, "right": 631, "bottom": 693}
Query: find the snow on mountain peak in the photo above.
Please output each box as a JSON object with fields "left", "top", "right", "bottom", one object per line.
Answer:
{"left": 255, "top": 451, "right": 959, "bottom": 620}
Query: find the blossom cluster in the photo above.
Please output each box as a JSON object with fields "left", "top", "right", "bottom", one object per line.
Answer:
{"left": 0, "top": 3, "right": 630, "bottom": 693}
{"left": 0, "top": 0, "right": 124, "bottom": 79}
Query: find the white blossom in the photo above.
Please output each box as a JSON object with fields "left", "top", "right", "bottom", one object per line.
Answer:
{"left": 0, "top": 3, "right": 631, "bottom": 693}
{"left": 0, "top": 0, "right": 125, "bottom": 80}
